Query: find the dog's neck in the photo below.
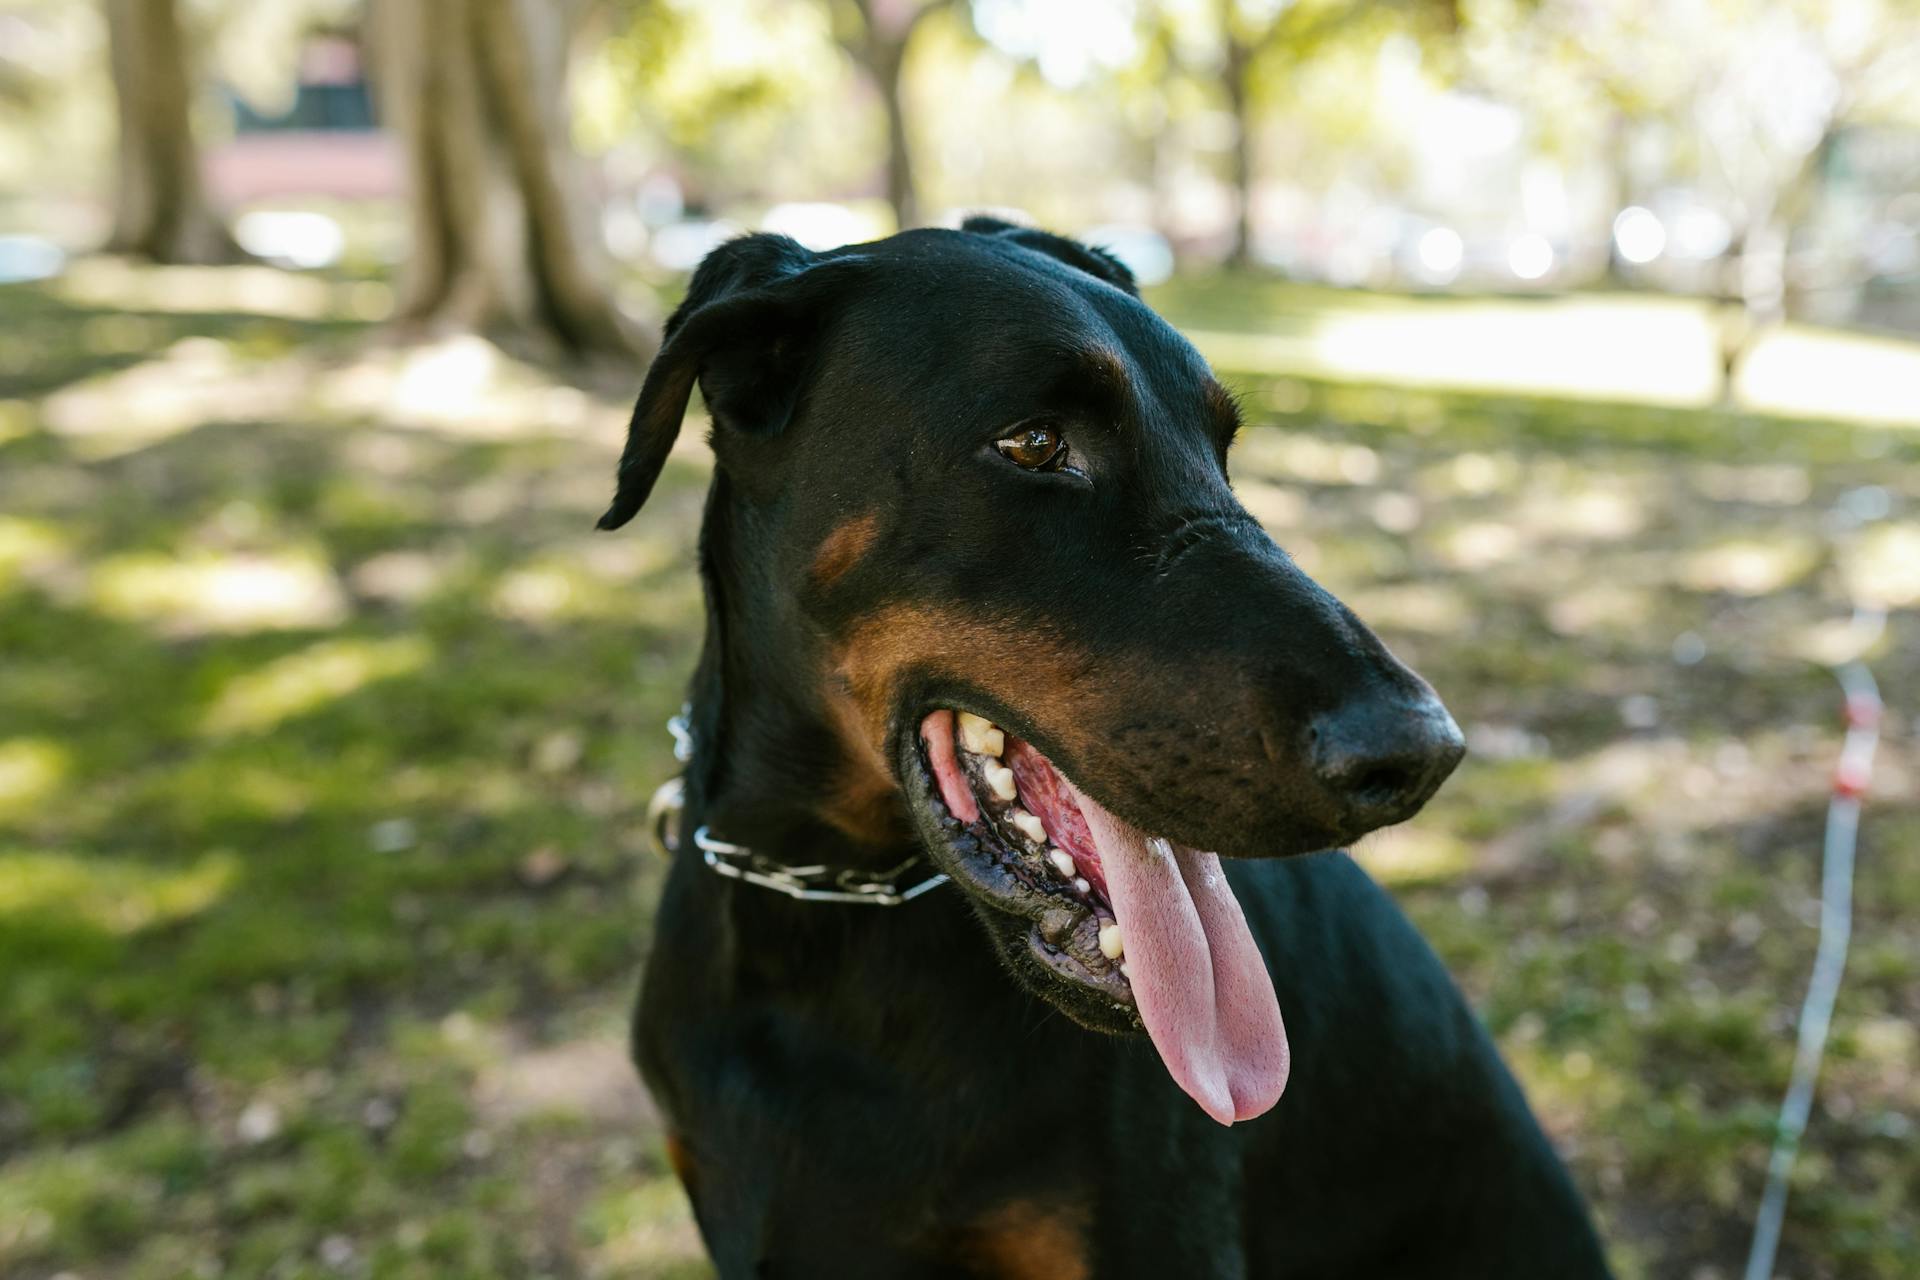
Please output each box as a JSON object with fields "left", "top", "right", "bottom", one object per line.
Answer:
{"left": 676, "top": 478, "right": 916, "bottom": 874}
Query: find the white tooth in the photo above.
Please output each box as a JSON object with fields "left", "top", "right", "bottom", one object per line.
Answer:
{"left": 1099, "top": 924, "right": 1125, "bottom": 960}
{"left": 957, "top": 713, "right": 1004, "bottom": 758}
{"left": 1009, "top": 809, "right": 1047, "bottom": 843}
{"left": 1073, "top": 876, "right": 1091, "bottom": 895}
{"left": 1120, "top": 962, "right": 1132, "bottom": 978}
{"left": 1047, "top": 848, "right": 1076, "bottom": 878}
{"left": 984, "top": 763, "right": 1017, "bottom": 801}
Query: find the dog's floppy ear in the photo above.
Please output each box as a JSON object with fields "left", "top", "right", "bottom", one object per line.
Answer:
{"left": 961, "top": 215, "right": 1139, "bottom": 297}
{"left": 597, "top": 234, "right": 863, "bottom": 531}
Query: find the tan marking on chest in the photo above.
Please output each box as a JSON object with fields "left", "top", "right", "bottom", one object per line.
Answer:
{"left": 957, "top": 1199, "right": 1092, "bottom": 1280}
{"left": 664, "top": 1132, "right": 696, "bottom": 1191}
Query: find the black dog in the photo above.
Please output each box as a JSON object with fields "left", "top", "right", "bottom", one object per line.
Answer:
{"left": 599, "top": 219, "right": 1612, "bottom": 1278}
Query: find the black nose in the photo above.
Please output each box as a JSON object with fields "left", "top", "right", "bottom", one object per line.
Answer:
{"left": 1309, "top": 693, "right": 1466, "bottom": 833}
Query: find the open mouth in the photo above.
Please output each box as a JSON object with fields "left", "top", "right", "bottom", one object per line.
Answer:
{"left": 908, "top": 709, "right": 1290, "bottom": 1126}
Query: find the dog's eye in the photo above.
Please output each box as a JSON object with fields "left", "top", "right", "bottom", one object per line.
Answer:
{"left": 996, "top": 426, "right": 1066, "bottom": 471}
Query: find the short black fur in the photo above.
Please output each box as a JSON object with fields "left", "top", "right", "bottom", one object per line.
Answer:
{"left": 608, "top": 221, "right": 1613, "bottom": 1278}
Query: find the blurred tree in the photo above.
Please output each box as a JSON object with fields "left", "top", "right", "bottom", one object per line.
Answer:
{"left": 588, "top": 0, "right": 863, "bottom": 213}
{"left": 832, "top": 0, "right": 956, "bottom": 228}
{"left": 367, "top": 0, "right": 650, "bottom": 358}
{"left": 101, "top": 0, "right": 242, "bottom": 264}
{"left": 1478, "top": 0, "right": 1920, "bottom": 396}
{"left": 1694, "top": 1, "right": 1920, "bottom": 397}
{"left": 1208, "top": 0, "right": 1459, "bottom": 269}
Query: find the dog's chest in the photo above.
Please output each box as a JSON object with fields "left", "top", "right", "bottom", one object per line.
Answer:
{"left": 652, "top": 1005, "right": 1109, "bottom": 1277}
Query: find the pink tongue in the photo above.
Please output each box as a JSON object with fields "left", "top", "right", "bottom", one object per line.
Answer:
{"left": 1069, "top": 781, "right": 1289, "bottom": 1126}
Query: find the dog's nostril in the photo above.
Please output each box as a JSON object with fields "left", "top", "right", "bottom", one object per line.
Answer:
{"left": 1307, "top": 693, "right": 1463, "bottom": 826}
{"left": 1350, "top": 764, "right": 1414, "bottom": 804}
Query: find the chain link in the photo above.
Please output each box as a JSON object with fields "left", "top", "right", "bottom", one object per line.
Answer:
{"left": 647, "top": 706, "right": 948, "bottom": 907}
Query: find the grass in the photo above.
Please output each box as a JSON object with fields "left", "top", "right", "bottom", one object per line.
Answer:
{"left": 1, "top": 265, "right": 1916, "bottom": 1279}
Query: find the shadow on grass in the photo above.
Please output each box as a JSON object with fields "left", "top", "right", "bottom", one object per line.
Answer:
{"left": 1, "top": 268, "right": 1916, "bottom": 1279}
{"left": 0, "top": 280, "right": 369, "bottom": 403}
{"left": 0, "top": 387, "right": 710, "bottom": 1275}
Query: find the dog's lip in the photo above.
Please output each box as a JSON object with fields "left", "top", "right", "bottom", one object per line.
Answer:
{"left": 891, "top": 700, "right": 1346, "bottom": 860}
{"left": 896, "top": 723, "right": 1135, "bottom": 1009}
{"left": 899, "top": 707, "right": 1293, "bottom": 1125}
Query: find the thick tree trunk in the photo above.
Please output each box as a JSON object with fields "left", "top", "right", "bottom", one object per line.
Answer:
{"left": 369, "top": 0, "right": 647, "bottom": 359}
{"left": 1223, "top": 36, "right": 1255, "bottom": 270}
{"left": 102, "top": 0, "right": 241, "bottom": 264}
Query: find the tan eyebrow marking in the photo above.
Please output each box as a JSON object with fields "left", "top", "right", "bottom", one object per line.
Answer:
{"left": 810, "top": 512, "right": 880, "bottom": 589}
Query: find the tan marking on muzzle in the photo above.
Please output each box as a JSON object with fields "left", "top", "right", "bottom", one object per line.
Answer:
{"left": 816, "top": 682, "right": 914, "bottom": 846}
{"left": 813, "top": 603, "right": 1128, "bottom": 842}
{"left": 831, "top": 604, "right": 1112, "bottom": 759}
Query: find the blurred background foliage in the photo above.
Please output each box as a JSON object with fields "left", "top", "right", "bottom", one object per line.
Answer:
{"left": 1, "top": 1, "right": 1919, "bottom": 1278}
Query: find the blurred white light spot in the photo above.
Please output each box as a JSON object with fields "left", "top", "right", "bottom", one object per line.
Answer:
{"left": 0, "top": 235, "right": 64, "bottom": 283}
{"left": 1416, "top": 227, "right": 1463, "bottom": 282}
{"left": 392, "top": 335, "right": 497, "bottom": 419}
{"left": 1669, "top": 207, "right": 1731, "bottom": 260}
{"left": 234, "top": 211, "right": 344, "bottom": 270}
{"left": 1508, "top": 233, "right": 1554, "bottom": 281}
{"left": 761, "top": 202, "right": 877, "bottom": 252}
{"left": 972, "top": 0, "right": 1140, "bottom": 88}
{"left": 651, "top": 219, "right": 740, "bottom": 272}
{"left": 1612, "top": 207, "right": 1666, "bottom": 265}
{"left": 1082, "top": 224, "right": 1175, "bottom": 286}
{"left": 237, "top": 1100, "right": 282, "bottom": 1144}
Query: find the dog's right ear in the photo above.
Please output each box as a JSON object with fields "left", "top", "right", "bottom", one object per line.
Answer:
{"left": 597, "top": 234, "right": 863, "bottom": 531}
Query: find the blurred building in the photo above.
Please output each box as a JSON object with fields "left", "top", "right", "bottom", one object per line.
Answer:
{"left": 205, "top": 36, "right": 400, "bottom": 209}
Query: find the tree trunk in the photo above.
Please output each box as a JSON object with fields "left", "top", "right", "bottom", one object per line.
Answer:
{"left": 102, "top": 0, "right": 241, "bottom": 264}
{"left": 368, "top": 0, "right": 648, "bottom": 359}
{"left": 1600, "top": 110, "right": 1635, "bottom": 285}
{"left": 1223, "top": 35, "right": 1255, "bottom": 270}
{"left": 1714, "top": 128, "right": 1834, "bottom": 405}
{"left": 875, "top": 41, "right": 917, "bottom": 230}
{"left": 845, "top": 0, "right": 940, "bottom": 232}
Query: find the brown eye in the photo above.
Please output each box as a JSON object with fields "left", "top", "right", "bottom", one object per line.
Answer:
{"left": 996, "top": 426, "right": 1066, "bottom": 471}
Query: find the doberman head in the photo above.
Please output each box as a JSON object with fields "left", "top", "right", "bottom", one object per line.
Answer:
{"left": 600, "top": 218, "right": 1465, "bottom": 1124}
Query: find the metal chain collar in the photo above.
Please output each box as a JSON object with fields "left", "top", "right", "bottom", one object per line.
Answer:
{"left": 645, "top": 706, "right": 950, "bottom": 907}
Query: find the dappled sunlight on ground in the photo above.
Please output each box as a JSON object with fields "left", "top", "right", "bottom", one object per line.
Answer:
{"left": 198, "top": 636, "right": 434, "bottom": 736}
{"left": 1739, "top": 326, "right": 1920, "bottom": 428}
{"left": 0, "top": 269, "right": 711, "bottom": 1279}
{"left": 0, "top": 849, "right": 238, "bottom": 936}
{"left": 1216, "top": 373, "right": 1920, "bottom": 1277}
{"left": 3, "top": 266, "right": 1918, "bottom": 1278}
{"left": 0, "top": 738, "right": 70, "bottom": 820}
{"left": 1155, "top": 278, "right": 1920, "bottom": 428}
{"left": 87, "top": 548, "right": 352, "bottom": 635}
{"left": 52, "top": 257, "right": 391, "bottom": 323}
